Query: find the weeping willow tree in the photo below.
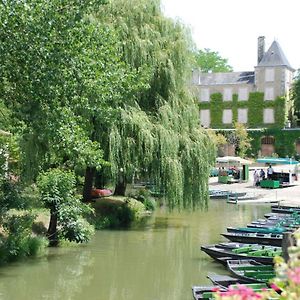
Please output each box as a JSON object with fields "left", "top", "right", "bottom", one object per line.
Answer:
{"left": 100, "top": 0, "right": 215, "bottom": 209}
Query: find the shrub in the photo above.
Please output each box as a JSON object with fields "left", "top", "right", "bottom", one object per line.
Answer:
{"left": 37, "top": 168, "right": 95, "bottom": 245}
{"left": 92, "top": 198, "right": 146, "bottom": 229}
{"left": 0, "top": 213, "right": 48, "bottom": 263}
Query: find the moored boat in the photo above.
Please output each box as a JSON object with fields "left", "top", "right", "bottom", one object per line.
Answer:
{"left": 209, "top": 190, "right": 246, "bottom": 199}
{"left": 201, "top": 242, "right": 282, "bottom": 265}
{"left": 207, "top": 274, "right": 248, "bottom": 287}
{"left": 226, "top": 259, "right": 275, "bottom": 283}
{"left": 271, "top": 205, "right": 300, "bottom": 214}
{"left": 221, "top": 232, "right": 283, "bottom": 247}
{"left": 191, "top": 285, "right": 226, "bottom": 300}
{"left": 227, "top": 226, "right": 290, "bottom": 234}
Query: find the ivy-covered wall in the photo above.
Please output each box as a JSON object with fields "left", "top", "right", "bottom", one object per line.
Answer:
{"left": 199, "top": 92, "right": 286, "bottom": 129}
{"left": 247, "top": 129, "right": 300, "bottom": 158}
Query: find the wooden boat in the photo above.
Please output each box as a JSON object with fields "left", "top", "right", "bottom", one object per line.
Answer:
{"left": 201, "top": 242, "right": 282, "bottom": 265}
{"left": 192, "top": 285, "right": 226, "bottom": 300}
{"left": 207, "top": 274, "right": 248, "bottom": 287}
{"left": 209, "top": 190, "right": 246, "bottom": 199}
{"left": 227, "top": 259, "right": 275, "bottom": 283}
{"left": 227, "top": 226, "right": 290, "bottom": 234}
{"left": 271, "top": 205, "right": 300, "bottom": 214}
{"left": 227, "top": 193, "right": 259, "bottom": 203}
{"left": 246, "top": 222, "right": 298, "bottom": 230}
{"left": 222, "top": 232, "right": 283, "bottom": 246}
{"left": 193, "top": 272, "right": 279, "bottom": 299}
{"left": 265, "top": 212, "right": 298, "bottom": 219}
{"left": 91, "top": 188, "right": 113, "bottom": 198}
{"left": 192, "top": 276, "right": 270, "bottom": 300}
{"left": 209, "top": 190, "right": 229, "bottom": 199}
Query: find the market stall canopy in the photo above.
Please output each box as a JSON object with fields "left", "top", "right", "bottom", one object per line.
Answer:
{"left": 256, "top": 157, "right": 299, "bottom": 165}
{"left": 216, "top": 156, "right": 253, "bottom": 165}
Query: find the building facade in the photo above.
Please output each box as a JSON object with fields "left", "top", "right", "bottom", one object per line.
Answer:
{"left": 194, "top": 37, "right": 294, "bottom": 130}
{"left": 192, "top": 37, "right": 300, "bottom": 157}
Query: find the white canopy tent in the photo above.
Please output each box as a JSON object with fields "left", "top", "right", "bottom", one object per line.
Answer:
{"left": 216, "top": 156, "right": 253, "bottom": 165}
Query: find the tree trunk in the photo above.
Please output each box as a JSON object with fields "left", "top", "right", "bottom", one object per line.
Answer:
{"left": 83, "top": 166, "right": 96, "bottom": 202}
{"left": 114, "top": 172, "right": 127, "bottom": 196}
{"left": 47, "top": 208, "right": 58, "bottom": 247}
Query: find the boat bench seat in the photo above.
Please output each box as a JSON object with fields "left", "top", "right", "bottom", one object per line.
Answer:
{"left": 237, "top": 265, "right": 274, "bottom": 271}
{"left": 244, "top": 270, "right": 275, "bottom": 278}
{"left": 232, "top": 246, "right": 253, "bottom": 254}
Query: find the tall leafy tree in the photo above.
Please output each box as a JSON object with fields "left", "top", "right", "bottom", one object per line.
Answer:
{"left": 99, "top": 0, "right": 215, "bottom": 208}
{"left": 0, "top": 0, "right": 143, "bottom": 191}
{"left": 194, "top": 48, "right": 233, "bottom": 73}
{"left": 292, "top": 70, "right": 300, "bottom": 120}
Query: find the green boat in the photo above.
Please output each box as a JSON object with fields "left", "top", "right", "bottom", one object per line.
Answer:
{"left": 192, "top": 280, "right": 279, "bottom": 300}
{"left": 227, "top": 226, "right": 291, "bottom": 234}
{"left": 227, "top": 259, "right": 275, "bottom": 283}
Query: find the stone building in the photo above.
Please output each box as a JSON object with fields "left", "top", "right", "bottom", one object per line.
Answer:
{"left": 193, "top": 37, "right": 298, "bottom": 157}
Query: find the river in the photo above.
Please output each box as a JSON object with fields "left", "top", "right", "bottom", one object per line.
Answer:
{"left": 0, "top": 201, "right": 270, "bottom": 300}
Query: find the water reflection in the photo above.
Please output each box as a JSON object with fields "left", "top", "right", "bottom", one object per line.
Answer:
{"left": 0, "top": 202, "right": 270, "bottom": 300}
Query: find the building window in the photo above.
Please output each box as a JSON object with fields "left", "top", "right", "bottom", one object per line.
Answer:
{"left": 200, "top": 109, "right": 210, "bottom": 128}
{"left": 223, "top": 88, "right": 232, "bottom": 101}
{"left": 264, "top": 87, "right": 274, "bottom": 100}
{"left": 238, "top": 108, "right": 248, "bottom": 124}
{"left": 222, "top": 109, "right": 232, "bottom": 124}
{"left": 200, "top": 88, "right": 210, "bottom": 102}
{"left": 263, "top": 108, "right": 275, "bottom": 124}
{"left": 265, "top": 68, "right": 275, "bottom": 82}
{"left": 261, "top": 136, "right": 275, "bottom": 145}
{"left": 238, "top": 87, "right": 248, "bottom": 101}
{"left": 261, "top": 136, "right": 275, "bottom": 156}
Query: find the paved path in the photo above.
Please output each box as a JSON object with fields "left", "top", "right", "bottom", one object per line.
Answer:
{"left": 209, "top": 171, "right": 300, "bottom": 207}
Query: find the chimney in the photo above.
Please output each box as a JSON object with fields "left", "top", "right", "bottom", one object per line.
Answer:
{"left": 257, "top": 36, "right": 265, "bottom": 64}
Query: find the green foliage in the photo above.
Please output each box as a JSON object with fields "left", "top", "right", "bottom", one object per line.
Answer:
{"left": 200, "top": 92, "right": 286, "bottom": 129}
{"left": 0, "top": 0, "right": 215, "bottom": 212}
{"left": 37, "top": 169, "right": 94, "bottom": 244}
{"left": 0, "top": 213, "right": 48, "bottom": 263}
{"left": 143, "top": 198, "right": 157, "bottom": 211}
{"left": 292, "top": 70, "right": 300, "bottom": 118}
{"left": 194, "top": 48, "right": 233, "bottom": 73}
{"left": 247, "top": 128, "right": 300, "bottom": 158}
{"left": 100, "top": 0, "right": 215, "bottom": 209}
{"left": 226, "top": 122, "right": 252, "bottom": 158}
{"left": 0, "top": 0, "right": 143, "bottom": 181}
{"left": 92, "top": 198, "right": 146, "bottom": 229}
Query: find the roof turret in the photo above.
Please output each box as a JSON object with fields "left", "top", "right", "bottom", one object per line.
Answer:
{"left": 257, "top": 40, "right": 294, "bottom": 70}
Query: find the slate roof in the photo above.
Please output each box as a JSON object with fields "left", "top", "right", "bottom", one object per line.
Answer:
{"left": 198, "top": 71, "right": 255, "bottom": 85}
{"left": 258, "top": 41, "right": 294, "bottom": 70}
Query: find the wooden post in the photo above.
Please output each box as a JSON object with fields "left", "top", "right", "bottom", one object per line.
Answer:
{"left": 282, "top": 232, "right": 296, "bottom": 262}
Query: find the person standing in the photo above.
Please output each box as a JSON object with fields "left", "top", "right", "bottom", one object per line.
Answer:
{"left": 259, "top": 168, "right": 265, "bottom": 181}
{"left": 253, "top": 169, "right": 259, "bottom": 186}
{"left": 267, "top": 164, "right": 274, "bottom": 179}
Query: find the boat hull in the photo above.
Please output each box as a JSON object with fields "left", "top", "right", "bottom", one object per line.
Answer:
{"left": 201, "top": 244, "right": 280, "bottom": 265}
{"left": 222, "top": 232, "right": 282, "bottom": 247}
{"left": 226, "top": 259, "right": 275, "bottom": 284}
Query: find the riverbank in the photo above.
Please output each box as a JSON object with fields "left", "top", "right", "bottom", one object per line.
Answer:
{"left": 209, "top": 170, "right": 300, "bottom": 206}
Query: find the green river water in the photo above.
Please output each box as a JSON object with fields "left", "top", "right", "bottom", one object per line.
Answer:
{"left": 0, "top": 201, "right": 270, "bottom": 300}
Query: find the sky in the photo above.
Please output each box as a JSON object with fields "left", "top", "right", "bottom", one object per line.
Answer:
{"left": 161, "top": 0, "right": 300, "bottom": 72}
